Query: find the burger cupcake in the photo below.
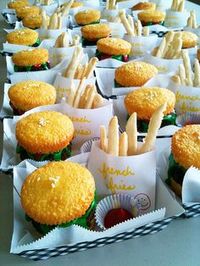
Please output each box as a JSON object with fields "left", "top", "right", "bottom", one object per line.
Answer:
{"left": 71, "top": 1, "right": 83, "bottom": 8}
{"left": 115, "top": 61, "right": 158, "bottom": 87}
{"left": 16, "top": 111, "right": 74, "bottom": 161}
{"left": 21, "top": 161, "right": 96, "bottom": 234}
{"left": 6, "top": 28, "right": 41, "bottom": 47}
{"left": 167, "top": 125, "right": 200, "bottom": 197}
{"left": 96, "top": 37, "right": 131, "bottom": 62}
{"left": 131, "top": 2, "right": 156, "bottom": 11}
{"left": 75, "top": 9, "right": 101, "bottom": 26}
{"left": 124, "top": 87, "right": 176, "bottom": 132}
{"left": 15, "top": 5, "right": 40, "bottom": 20}
{"left": 8, "top": 80, "right": 56, "bottom": 115}
{"left": 22, "top": 14, "right": 42, "bottom": 29}
{"left": 81, "top": 24, "right": 111, "bottom": 46}
{"left": 138, "top": 10, "right": 165, "bottom": 26}
{"left": 12, "top": 48, "right": 50, "bottom": 72}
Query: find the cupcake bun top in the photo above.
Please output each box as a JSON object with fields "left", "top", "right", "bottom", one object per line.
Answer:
{"left": 22, "top": 14, "right": 42, "bottom": 29}
{"left": 71, "top": 2, "right": 84, "bottom": 8}
{"left": 21, "top": 161, "right": 95, "bottom": 225}
{"left": 115, "top": 61, "right": 158, "bottom": 87}
{"left": 8, "top": 80, "right": 56, "bottom": 112}
{"left": 12, "top": 48, "right": 49, "bottom": 66}
{"left": 81, "top": 24, "right": 111, "bottom": 41}
{"left": 16, "top": 5, "right": 40, "bottom": 19}
{"left": 132, "top": 2, "right": 156, "bottom": 11}
{"left": 6, "top": 28, "right": 39, "bottom": 46}
{"left": 180, "top": 31, "right": 198, "bottom": 49}
{"left": 138, "top": 10, "right": 165, "bottom": 23}
{"left": 172, "top": 125, "right": 200, "bottom": 169}
{"left": 16, "top": 111, "right": 74, "bottom": 154}
{"left": 8, "top": 1, "right": 28, "bottom": 9}
{"left": 75, "top": 9, "right": 101, "bottom": 25}
{"left": 124, "top": 87, "right": 175, "bottom": 119}
{"left": 97, "top": 37, "right": 131, "bottom": 56}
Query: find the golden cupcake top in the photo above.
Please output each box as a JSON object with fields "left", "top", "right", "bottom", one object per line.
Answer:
{"left": 75, "top": 9, "right": 101, "bottom": 25}
{"left": 6, "top": 28, "right": 39, "bottom": 46}
{"left": 124, "top": 87, "right": 175, "bottom": 119}
{"left": 115, "top": 61, "right": 158, "bottom": 87}
{"left": 81, "top": 24, "right": 111, "bottom": 41}
{"left": 16, "top": 5, "right": 40, "bottom": 19}
{"left": 132, "top": 2, "right": 156, "bottom": 11}
{"left": 172, "top": 125, "right": 200, "bottom": 169}
{"left": 138, "top": 10, "right": 166, "bottom": 22}
{"left": 8, "top": 0, "right": 28, "bottom": 9}
{"left": 22, "top": 14, "right": 42, "bottom": 29}
{"left": 8, "top": 80, "right": 56, "bottom": 112}
{"left": 21, "top": 161, "right": 95, "bottom": 225}
{"left": 12, "top": 48, "right": 49, "bottom": 66}
{"left": 16, "top": 111, "right": 74, "bottom": 154}
{"left": 97, "top": 37, "right": 131, "bottom": 55}
{"left": 180, "top": 31, "right": 198, "bottom": 49}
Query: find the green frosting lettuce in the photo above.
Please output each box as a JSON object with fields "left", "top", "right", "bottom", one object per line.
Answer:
{"left": 14, "top": 61, "right": 50, "bottom": 72}
{"left": 16, "top": 143, "right": 72, "bottom": 161}
{"left": 166, "top": 153, "right": 187, "bottom": 186}
{"left": 25, "top": 193, "right": 97, "bottom": 235}
{"left": 95, "top": 49, "right": 129, "bottom": 62}
{"left": 144, "top": 21, "right": 164, "bottom": 26}
{"left": 78, "top": 19, "right": 100, "bottom": 26}
{"left": 126, "top": 113, "right": 177, "bottom": 133}
{"left": 32, "top": 38, "right": 41, "bottom": 47}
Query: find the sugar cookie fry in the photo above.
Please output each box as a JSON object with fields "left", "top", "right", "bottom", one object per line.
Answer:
{"left": 155, "top": 38, "right": 166, "bottom": 58}
{"left": 171, "top": 37, "right": 182, "bottom": 59}
{"left": 78, "top": 84, "right": 91, "bottom": 108}
{"left": 73, "top": 78, "right": 86, "bottom": 108}
{"left": 75, "top": 64, "right": 84, "bottom": 79}
{"left": 139, "top": 103, "right": 167, "bottom": 154}
{"left": 178, "top": 0, "right": 184, "bottom": 12}
{"left": 100, "top": 125, "right": 108, "bottom": 152}
{"left": 163, "top": 31, "right": 175, "bottom": 56}
{"left": 92, "top": 94, "right": 104, "bottom": 108}
{"left": 136, "top": 20, "right": 142, "bottom": 36}
{"left": 182, "top": 50, "right": 193, "bottom": 86}
{"left": 178, "top": 64, "right": 186, "bottom": 85}
{"left": 193, "top": 59, "right": 200, "bottom": 87}
{"left": 72, "top": 35, "right": 80, "bottom": 46}
{"left": 119, "top": 10, "right": 134, "bottom": 36}
{"left": 108, "top": 116, "right": 119, "bottom": 156}
{"left": 171, "top": 0, "right": 177, "bottom": 10}
{"left": 85, "top": 86, "right": 96, "bottom": 109}
{"left": 191, "top": 10, "right": 197, "bottom": 28}
{"left": 49, "top": 13, "right": 58, "bottom": 29}
{"left": 119, "top": 132, "right": 128, "bottom": 156}
{"left": 84, "top": 57, "right": 98, "bottom": 78}
{"left": 63, "top": 46, "right": 83, "bottom": 78}
{"left": 62, "top": 0, "right": 74, "bottom": 16}
{"left": 126, "top": 112, "right": 137, "bottom": 155}
{"left": 106, "top": 0, "right": 110, "bottom": 10}
{"left": 58, "top": 15, "right": 63, "bottom": 29}
{"left": 127, "top": 15, "right": 135, "bottom": 34}
{"left": 81, "top": 63, "right": 88, "bottom": 79}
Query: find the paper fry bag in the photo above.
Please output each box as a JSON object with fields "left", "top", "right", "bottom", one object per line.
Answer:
{"left": 164, "top": 10, "right": 189, "bottom": 28}
{"left": 53, "top": 73, "right": 96, "bottom": 102}
{"left": 87, "top": 141, "right": 156, "bottom": 214}
{"left": 124, "top": 34, "right": 158, "bottom": 58}
{"left": 144, "top": 53, "right": 182, "bottom": 74}
{"left": 64, "top": 102, "right": 113, "bottom": 148}
{"left": 173, "top": 83, "right": 200, "bottom": 115}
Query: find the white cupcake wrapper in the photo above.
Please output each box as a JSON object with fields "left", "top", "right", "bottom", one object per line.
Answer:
{"left": 80, "top": 137, "right": 100, "bottom": 153}
{"left": 95, "top": 194, "right": 139, "bottom": 230}
{"left": 176, "top": 112, "right": 200, "bottom": 127}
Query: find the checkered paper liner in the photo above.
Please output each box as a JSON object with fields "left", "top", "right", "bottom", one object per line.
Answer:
{"left": 182, "top": 204, "right": 200, "bottom": 218}
{"left": 17, "top": 217, "right": 173, "bottom": 261}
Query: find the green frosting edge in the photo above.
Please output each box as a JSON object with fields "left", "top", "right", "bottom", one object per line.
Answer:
{"left": 14, "top": 61, "right": 50, "bottom": 72}
{"left": 95, "top": 49, "right": 128, "bottom": 62}
{"left": 166, "top": 153, "right": 187, "bottom": 186}
{"left": 78, "top": 19, "right": 100, "bottom": 26}
{"left": 16, "top": 143, "right": 72, "bottom": 161}
{"left": 25, "top": 193, "right": 97, "bottom": 235}
{"left": 32, "top": 38, "right": 41, "bottom": 47}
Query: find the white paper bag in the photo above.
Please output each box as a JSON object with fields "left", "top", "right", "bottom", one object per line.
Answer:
{"left": 124, "top": 34, "right": 158, "bottom": 57}
{"left": 164, "top": 10, "right": 189, "bottom": 28}
{"left": 87, "top": 141, "right": 156, "bottom": 214}
{"left": 53, "top": 73, "right": 96, "bottom": 102}
{"left": 173, "top": 83, "right": 200, "bottom": 115}
{"left": 101, "top": 9, "right": 120, "bottom": 23}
